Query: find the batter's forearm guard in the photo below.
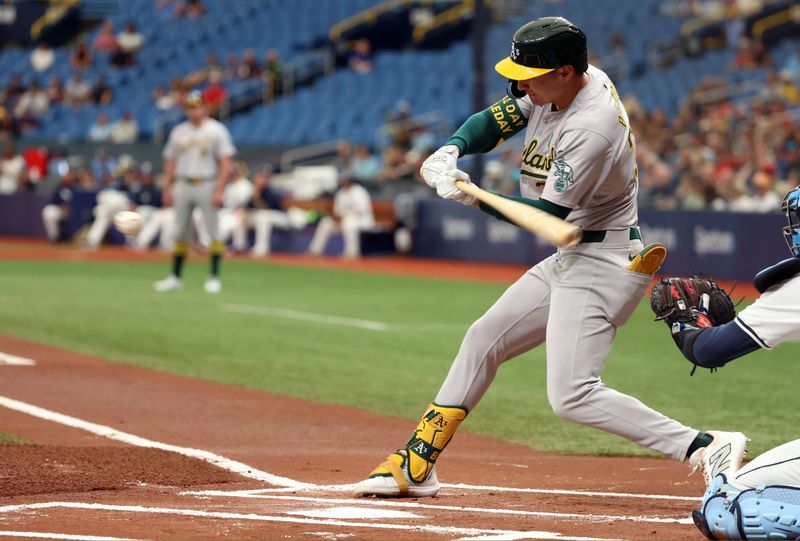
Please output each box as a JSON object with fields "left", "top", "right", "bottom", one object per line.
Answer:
{"left": 447, "top": 96, "right": 528, "bottom": 156}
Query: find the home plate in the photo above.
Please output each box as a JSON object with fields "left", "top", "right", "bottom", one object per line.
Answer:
{"left": 288, "top": 506, "right": 421, "bottom": 520}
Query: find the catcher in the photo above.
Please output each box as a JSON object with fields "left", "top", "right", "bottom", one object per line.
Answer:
{"left": 651, "top": 185, "right": 800, "bottom": 374}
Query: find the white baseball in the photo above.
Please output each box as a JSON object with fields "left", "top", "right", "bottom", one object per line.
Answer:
{"left": 114, "top": 211, "right": 144, "bottom": 236}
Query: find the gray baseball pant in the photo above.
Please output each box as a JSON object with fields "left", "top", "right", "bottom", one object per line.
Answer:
{"left": 173, "top": 181, "right": 219, "bottom": 243}
{"left": 434, "top": 231, "right": 699, "bottom": 461}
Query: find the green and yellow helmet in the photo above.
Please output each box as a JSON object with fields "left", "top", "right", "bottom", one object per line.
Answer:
{"left": 496, "top": 16, "right": 588, "bottom": 83}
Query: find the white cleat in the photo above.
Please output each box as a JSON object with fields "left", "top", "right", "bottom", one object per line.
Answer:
{"left": 204, "top": 277, "right": 222, "bottom": 294}
{"left": 353, "top": 450, "right": 440, "bottom": 498}
{"left": 690, "top": 430, "right": 749, "bottom": 486}
{"left": 154, "top": 275, "right": 183, "bottom": 292}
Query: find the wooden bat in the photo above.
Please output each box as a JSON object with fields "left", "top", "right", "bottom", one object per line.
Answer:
{"left": 455, "top": 180, "right": 582, "bottom": 248}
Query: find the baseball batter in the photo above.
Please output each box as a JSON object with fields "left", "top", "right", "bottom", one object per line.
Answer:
{"left": 154, "top": 90, "right": 235, "bottom": 294}
{"left": 355, "top": 17, "right": 744, "bottom": 499}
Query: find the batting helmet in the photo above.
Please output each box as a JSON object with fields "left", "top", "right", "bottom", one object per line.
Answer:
{"left": 495, "top": 16, "right": 588, "bottom": 83}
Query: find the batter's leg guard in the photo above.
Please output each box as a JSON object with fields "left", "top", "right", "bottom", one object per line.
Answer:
{"left": 361, "top": 403, "right": 467, "bottom": 497}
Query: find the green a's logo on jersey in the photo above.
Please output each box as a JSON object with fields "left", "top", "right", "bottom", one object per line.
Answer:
{"left": 553, "top": 155, "right": 574, "bottom": 193}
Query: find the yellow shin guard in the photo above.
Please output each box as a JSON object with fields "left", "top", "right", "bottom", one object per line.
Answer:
{"left": 369, "top": 403, "right": 467, "bottom": 487}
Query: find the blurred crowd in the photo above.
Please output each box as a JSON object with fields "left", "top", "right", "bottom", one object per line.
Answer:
{"left": 630, "top": 45, "right": 800, "bottom": 212}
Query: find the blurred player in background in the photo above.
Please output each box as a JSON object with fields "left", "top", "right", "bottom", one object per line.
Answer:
{"left": 154, "top": 90, "right": 235, "bottom": 293}
{"left": 217, "top": 161, "right": 252, "bottom": 253}
{"left": 41, "top": 170, "right": 77, "bottom": 243}
{"left": 249, "top": 167, "right": 291, "bottom": 258}
{"left": 308, "top": 174, "right": 374, "bottom": 258}
{"left": 84, "top": 168, "right": 130, "bottom": 249}
{"left": 355, "top": 16, "right": 744, "bottom": 499}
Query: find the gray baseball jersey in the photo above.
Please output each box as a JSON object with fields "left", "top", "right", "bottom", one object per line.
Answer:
{"left": 163, "top": 118, "right": 236, "bottom": 242}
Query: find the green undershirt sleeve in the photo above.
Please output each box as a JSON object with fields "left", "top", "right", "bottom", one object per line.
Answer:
{"left": 446, "top": 96, "right": 528, "bottom": 156}
{"left": 479, "top": 195, "right": 571, "bottom": 225}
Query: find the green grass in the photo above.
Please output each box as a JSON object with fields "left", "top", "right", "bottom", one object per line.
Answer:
{"left": 0, "top": 258, "right": 797, "bottom": 457}
{"left": 0, "top": 431, "right": 33, "bottom": 445}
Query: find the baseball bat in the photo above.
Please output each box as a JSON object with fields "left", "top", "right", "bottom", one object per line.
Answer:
{"left": 455, "top": 180, "right": 582, "bottom": 248}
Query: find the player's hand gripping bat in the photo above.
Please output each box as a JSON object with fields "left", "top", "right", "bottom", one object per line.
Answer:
{"left": 455, "top": 180, "right": 582, "bottom": 248}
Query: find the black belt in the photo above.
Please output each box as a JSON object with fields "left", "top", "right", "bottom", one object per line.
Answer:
{"left": 580, "top": 227, "right": 641, "bottom": 243}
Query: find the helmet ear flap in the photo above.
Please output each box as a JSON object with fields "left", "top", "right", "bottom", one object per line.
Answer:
{"left": 507, "top": 80, "right": 525, "bottom": 99}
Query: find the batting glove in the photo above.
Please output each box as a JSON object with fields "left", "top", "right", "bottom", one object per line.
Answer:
{"left": 432, "top": 169, "right": 477, "bottom": 206}
{"left": 420, "top": 145, "right": 460, "bottom": 188}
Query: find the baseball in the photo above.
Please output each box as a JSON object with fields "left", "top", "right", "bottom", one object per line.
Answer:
{"left": 113, "top": 211, "right": 144, "bottom": 236}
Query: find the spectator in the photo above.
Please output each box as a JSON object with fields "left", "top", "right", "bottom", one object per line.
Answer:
{"left": 92, "top": 21, "right": 118, "bottom": 55}
{"left": 113, "top": 21, "right": 144, "bottom": 67}
{"left": 175, "top": 0, "right": 206, "bottom": 18}
{"left": 14, "top": 81, "right": 49, "bottom": 118}
{"left": 224, "top": 52, "right": 240, "bottom": 79}
{"left": 4, "top": 74, "right": 26, "bottom": 104}
{"left": 91, "top": 148, "right": 117, "bottom": 180}
{"left": 30, "top": 42, "right": 54, "bottom": 72}
{"left": 110, "top": 111, "right": 139, "bottom": 143}
{"left": 730, "top": 169, "right": 782, "bottom": 212}
{"left": 46, "top": 75, "right": 64, "bottom": 104}
{"left": 0, "top": 144, "right": 25, "bottom": 194}
{"left": 64, "top": 74, "right": 91, "bottom": 108}
{"left": 201, "top": 69, "right": 227, "bottom": 117}
{"left": 70, "top": 39, "right": 93, "bottom": 70}
{"left": 308, "top": 175, "right": 375, "bottom": 258}
{"left": 23, "top": 146, "right": 48, "bottom": 182}
{"left": 348, "top": 38, "right": 373, "bottom": 74}
{"left": 185, "top": 52, "right": 220, "bottom": 87}
{"left": 238, "top": 49, "right": 261, "bottom": 79}
{"left": 605, "top": 33, "right": 630, "bottom": 81}
{"left": 91, "top": 75, "right": 114, "bottom": 105}
{"left": 782, "top": 45, "right": 800, "bottom": 82}
{"left": 350, "top": 144, "right": 381, "bottom": 182}
{"left": 88, "top": 113, "right": 114, "bottom": 142}
{"left": 125, "top": 166, "right": 162, "bottom": 244}
{"left": 377, "top": 143, "right": 414, "bottom": 181}
{"left": 152, "top": 84, "right": 176, "bottom": 110}
{"left": 0, "top": 106, "right": 13, "bottom": 140}
{"left": 263, "top": 49, "right": 283, "bottom": 95}
{"left": 42, "top": 170, "right": 77, "bottom": 242}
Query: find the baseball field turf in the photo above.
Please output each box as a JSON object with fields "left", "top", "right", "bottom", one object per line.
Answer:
{"left": 1, "top": 257, "right": 795, "bottom": 456}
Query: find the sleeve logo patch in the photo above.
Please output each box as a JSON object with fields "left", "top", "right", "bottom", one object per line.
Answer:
{"left": 553, "top": 155, "right": 574, "bottom": 193}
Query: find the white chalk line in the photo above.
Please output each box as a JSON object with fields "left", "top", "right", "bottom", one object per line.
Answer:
{"left": 220, "top": 302, "right": 466, "bottom": 332}
{"left": 0, "top": 502, "right": 620, "bottom": 541}
{"left": 0, "top": 532, "right": 140, "bottom": 541}
{"left": 179, "top": 491, "right": 693, "bottom": 525}
{"left": 0, "top": 395, "right": 309, "bottom": 489}
{"left": 0, "top": 352, "right": 36, "bottom": 366}
{"left": 0, "top": 394, "right": 700, "bottom": 505}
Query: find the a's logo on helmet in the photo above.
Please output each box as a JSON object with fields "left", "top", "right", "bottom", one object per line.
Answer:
{"left": 510, "top": 44, "right": 520, "bottom": 59}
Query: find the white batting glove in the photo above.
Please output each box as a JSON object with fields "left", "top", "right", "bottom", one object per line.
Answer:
{"left": 420, "top": 144, "right": 460, "bottom": 188}
{"left": 431, "top": 169, "right": 476, "bottom": 206}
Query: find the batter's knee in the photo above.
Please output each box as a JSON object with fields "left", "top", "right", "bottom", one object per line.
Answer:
{"left": 546, "top": 380, "right": 599, "bottom": 422}
{"left": 459, "top": 316, "right": 509, "bottom": 369}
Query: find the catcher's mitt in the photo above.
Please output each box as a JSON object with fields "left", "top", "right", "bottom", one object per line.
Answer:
{"left": 650, "top": 277, "right": 736, "bottom": 327}
{"left": 650, "top": 277, "right": 737, "bottom": 375}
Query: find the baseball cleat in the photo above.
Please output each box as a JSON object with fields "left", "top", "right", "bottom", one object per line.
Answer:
{"left": 354, "top": 449, "right": 440, "bottom": 498}
{"left": 154, "top": 275, "right": 183, "bottom": 292}
{"left": 689, "top": 430, "right": 749, "bottom": 486}
{"left": 627, "top": 242, "right": 667, "bottom": 276}
{"left": 203, "top": 277, "right": 222, "bottom": 294}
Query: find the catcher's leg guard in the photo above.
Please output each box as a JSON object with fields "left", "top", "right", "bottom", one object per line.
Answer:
{"left": 360, "top": 403, "right": 467, "bottom": 497}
